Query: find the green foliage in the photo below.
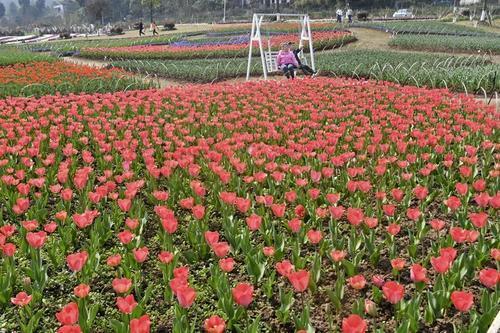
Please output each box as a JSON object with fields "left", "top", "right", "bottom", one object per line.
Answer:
{"left": 389, "top": 34, "right": 500, "bottom": 54}
{"left": 355, "top": 21, "right": 498, "bottom": 36}
{"left": 0, "top": 78, "right": 155, "bottom": 98}
{"left": 0, "top": 47, "right": 55, "bottom": 66}
{"left": 111, "top": 50, "right": 500, "bottom": 93}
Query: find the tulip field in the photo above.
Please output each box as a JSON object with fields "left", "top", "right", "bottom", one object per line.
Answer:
{"left": 0, "top": 17, "right": 499, "bottom": 333}
{"left": 0, "top": 74, "right": 499, "bottom": 333}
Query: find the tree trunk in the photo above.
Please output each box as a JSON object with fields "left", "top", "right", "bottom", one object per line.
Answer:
{"left": 150, "top": 0, "right": 153, "bottom": 23}
{"left": 480, "top": 0, "right": 487, "bottom": 22}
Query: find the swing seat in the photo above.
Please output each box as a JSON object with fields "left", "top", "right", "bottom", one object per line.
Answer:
{"left": 264, "top": 51, "right": 280, "bottom": 73}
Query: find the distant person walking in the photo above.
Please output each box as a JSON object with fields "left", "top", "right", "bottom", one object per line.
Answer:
{"left": 138, "top": 21, "right": 145, "bottom": 36}
{"left": 346, "top": 8, "right": 353, "bottom": 23}
{"left": 336, "top": 9, "right": 343, "bottom": 23}
{"left": 151, "top": 21, "right": 159, "bottom": 36}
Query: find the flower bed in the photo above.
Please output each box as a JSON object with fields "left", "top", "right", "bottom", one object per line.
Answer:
{"left": 206, "top": 22, "right": 342, "bottom": 37}
{"left": 353, "top": 21, "right": 496, "bottom": 36}
{"left": 80, "top": 31, "right": 356, "bottom": 60}
{"left": 0, "top": 78, "right": 498, "bottom": 333}
{"left": 0, "top": 61, "right": 154, "bottom": 97}
{"left": 0, "top": 46, "right": 55, "bottom": 66}
{"left": 389, "top": 34, "right": 500, "bottom": 55}
{"left": 111, "top": 50, "right": 500, "bottom": 93}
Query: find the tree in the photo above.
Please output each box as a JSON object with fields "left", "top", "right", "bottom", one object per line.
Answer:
{"left": 0, "top": 3, "right": 5, "bottom": 19}
{"left": 35, "top": 0, "right": 46, "bottom": 17}
{"left": 142, "top": 0, "right": 160, "bottom": 23}
{"left": 9, "top": 2, "right": 19, "bottom": 16}
{"left": 86, "top": 0, "right": 109, "bottom": 24}
{"left": 18, "top": 0, "right": 30, "bottom": 15}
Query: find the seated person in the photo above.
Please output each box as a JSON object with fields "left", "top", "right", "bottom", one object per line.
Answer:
{"left": 288, "top": 42, "right": 317, "bottom": 77}
{"left": 276, "top": 42, "right": 299, "bottom": 79}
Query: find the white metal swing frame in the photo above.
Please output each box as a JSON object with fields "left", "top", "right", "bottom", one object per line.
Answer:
{"left": 246, "top": 13, "right": 315, "bottom": 81}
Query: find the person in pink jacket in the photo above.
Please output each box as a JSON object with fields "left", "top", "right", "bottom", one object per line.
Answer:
{"left": 276, "top": 42, "right": 299, "bottom": 79}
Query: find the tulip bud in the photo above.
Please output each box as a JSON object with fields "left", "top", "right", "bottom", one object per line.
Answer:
{"left": 364, "top": 299, "right": 377, "bottom": 316}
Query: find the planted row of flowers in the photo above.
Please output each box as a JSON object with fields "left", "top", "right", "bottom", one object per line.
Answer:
{"left": 206, "top": 22, "right": 343, "bottom": 37}
{"left": 0, "top": 78, "right": 498, "bottom": 332}
{"left": 79, "top": 31, "right": 355, "bottom": 60}
{"left": 0, "top": 61, "right": 154, "bottom": 98}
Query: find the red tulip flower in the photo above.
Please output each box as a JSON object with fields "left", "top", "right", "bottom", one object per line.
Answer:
{"left": 406, "top": 208, "right": 421, "bottom": 221}
{"left": 173, "top": 266, "right": 189, "bottom": 280}
{"left": 450, "top": 291, "right": 473, "bottom": 312}
{"left": 117, "top": 198, "right": 132, "bottom": 212}
{"left": 130, "top": 314, "right": 151, "bottom": 333}
{"left": 346, "top": 207, "right": 364, "bottom": 226}
{"left": 491, "top": 248, "right": 500, "bottom": 261}
{"left": 445, "top": 196, "right": 461, "bottom": 211}
{"left": 158, "top": 251, "right": 174, "bottom": 264}
{"left": 11, "top": 291, "right": 32, "bottom": 306}
{"left": 331, "top": 250, "right": 346, "bottom": 262}
{"left": 390, "top": 258, "right": 405, "bottom": 271}
{"left": 2, "top": 243, "right": 16, "bottom": 257}
{"left": 372, "top": 275, "right": 385, "bottom": 287}
{"left": 192, "top": 204, "right": 205, "bottom": 220}
{"left": 288, "top": 270, "right": 310, "bottom": 292}
{"left": 246, "top": 214, "right": 262, "bottom": 231}
{"left": 116, "top": 294, "right": 137, "bottom": 314}
{"left": 169, "top": 277, "right": 189, "bottom": 295}
{"left": 219, "top": 258, "right": 235, "bottom": 272}
{"left": 66, "top": 251, "right": 89, "bottom": 272}
{"left": 429, "top": 219, "right": 445, "bottom": 231}
{"left": 450, "top": 227, "right": 468, "bottom": 243}
{"left": 382, "top": 281, "right": 404, "bottom": 304}
{"left": 288, "top": 218, "right": 302, "bottom": 233}
{"left": 276, "top": 260, "right": 295, "bottom": 277}
{"left": 74, "top": 284, "right": 90, "bottom": 298}
{"left": 204, "top": 231, "right": 219, "bottom": 246}
{"left": 117, "top": 230, "right": 134, "bottom": 244}
{"left": 271, "top": 203, "right": 286, "bottom": 218}
{"left": 306, "top": 230, "right": 322, "bottom": 244}
{"left": 342, "top": 314, "right": 367, "bottom": 333}
{"left": 176, "top": 285, "right": 196, "bottom": 308}
{"left": 431, "top": 255, "right": 451, "bottom": 274}
{"left": 329, "top": 205, "right": 345, "bottom": 220}
{"left": 478, "top": 268, "right": 499, "bottom": 289}
{"left": 26, "top": 231, "right": 47, "bottom": 249}
{"left": 262, "top": 246, "right": 275, "bottom": 257}
{"left": 211, "top": 242, "right": 230, "bottom": 258}
{"left": 58, "top": 325, "right": 82, "bottom": 333}
{"left": 161, "top": 216, "right": 178, "bottom": 234}
{"left": 386, "top": 224, "right": 401, "bottom": 236}
{"left": 133, "top": 246, "right": 149, "bottom": 263}
{"left": 469, "top": 212, "right": 488, "bottom": 228}
{"left": 440, "top": 247, "right": 457, "bottom": 262}
{"left": 232, "top": 283, "right": 254, "bottom": 307}
{"left": 348, "top": 274, "right": 366, "bottom": 290}
{"left": 410, "top": 264, "right": 428, "bottom": 283}
{"left": 204, "top": 315, "right": 225, "bottom": 333}
{"left": 106, "top": 254, "right": 122, "bottom": 267}
{"left": 56, "top": 302, "right": 79, "bottom": 325}
{"left": 112, "top": 278, "right": 132, "bottom": 294}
